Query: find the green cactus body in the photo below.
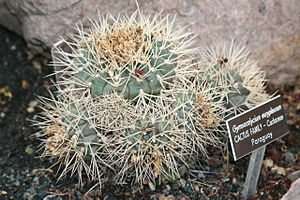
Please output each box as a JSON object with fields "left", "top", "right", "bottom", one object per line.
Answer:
{"left": 59, "top": 103, "right": 103, "bottom": 160}
{"left": 125, "top": 118, "right": 171, "bottom": 146}
{"left": 226, "top": 69, "right": 250, "bottom": 109}
{"left": 72, "top": 39, "right": 178, "bottom": 100}
{"left": 205, "top": 63, "right": 251, "bottom": 111}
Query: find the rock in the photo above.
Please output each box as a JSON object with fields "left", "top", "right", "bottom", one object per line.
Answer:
{"left": 178, "top": 165, "right": 187, "bottom": 176}
{"left": 263, "top": 158, "right": 274, "bottom": 169}
{"left": 1, "top": 0, "right": 300, "bottom": 84}
{"left": 25, "top": 145, "right": 34, "bottom": 155}
{"left": 287, "top": 170, "right": 300, "bottom": 182}
{"left": 271, "top": 165, "right": 286, "bottom": 176}
{"left": 207, "top": 158, "right": 223, "bottom": 167}
{"left": 159, "top": 194, "right": 166, "bottom": 200}
{"left": 281, "top": 178, "right": 300, "bottom": 200}
{"left": 0, "top": 0, "right": 21, "bottom": 34}
{"left": 232, "top": 177, "right": 237, "bottom": 184}
{"left": 166, "top": 185, "right": 171, "bottom": 191}
{"left": 221, "top": 177, "right": 230, "bottom": 183}
{"left": 284, "top": 152, "right": 296, "bottom": 164}
{"left": 0, "top": 190, "right": 8, "bottom": 195}
{"left": 194, "top": 185, "right": 200, "bottom": 192}
{"left": 148, "top": 181, "right": 156, "bottom": 191}
{"left": 179, "top": 179, "right": 186, "bottom": 188}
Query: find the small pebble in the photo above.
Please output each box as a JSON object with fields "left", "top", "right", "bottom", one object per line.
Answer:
{"left": 179, "top": 179, "right": 186, "bottom": 187}
{"left": 284, "top": 152, "right": 296, "bottom": 164}
{"left": 232, "top": 177, "right": 237, "bottom": 184}
{"left": 28, "top": 100, "right": 38, "bottom": 107}
{"left": 32, "top": 61, "right": 42, "bottom": 73}
{"left": 263, "top": 158, "right": 274, "bottom": 168}
{"left": 25, "top": 145, "right": 34, "bottom": 155}
{"left": 148, "top": 181, "right": 156, "bottom": 191}
{"left": 22, "top": 80, "right": 30, "bottom": 89}
{"left": 179, "top": 198, "right": 188, "bottom": 200}
{"left": 159, "top": 194, "right": 166, "bottom": 200}
{"left": 194, "top": 185, "right": 200, "bottom": 192}
{"left": 166, "top": 184, "right": 171, "bottom": 191}
{"left": 271, "top": 165, "right": 286, "bottom": 176}
{"left": 222, "top": 177, "right": 230, "bottom": 183}
{"left": 10, "top": 45, "right": 16, "bottom": 50}
{"left": 165, "top": 196, "right": 174, "bottom": 200}
{"left": 27, "top": 107, "right": 35, "bottom": 113}
{"left": 0, "top": 112, "right": 5, "bottom": 118}
{"left": 0, "top": 190, "right": 8, "bottom": 195}
{"left": 287, "top": 170, "right": 300, "bottom": 182}
{"left": 14, "top": 181, "right": 20, "bottom": 186}
{"left": 150, "top": 194, "right": 158, "bottom": 200}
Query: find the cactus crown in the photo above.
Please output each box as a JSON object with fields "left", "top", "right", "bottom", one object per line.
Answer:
{"left": 58, "top": 11, "right": 195, "bottom": 101}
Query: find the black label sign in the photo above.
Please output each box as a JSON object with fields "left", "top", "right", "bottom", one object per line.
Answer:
{"left": 226, "top": 95, "right": 289, "bottom": 161}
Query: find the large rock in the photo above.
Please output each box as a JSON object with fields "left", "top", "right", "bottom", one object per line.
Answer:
{"left": 281, "top": 178, "right": 300, "bottom": 200}
{"left": 1, "top": 0, "right": 300, "bottom": 84}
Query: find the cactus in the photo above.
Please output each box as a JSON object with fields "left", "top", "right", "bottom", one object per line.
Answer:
{"left": 35, "top": 90, "right": 116, "bottom": 185}
{"left": 196, "top": 41, "right": 270, "bottom": 117}
{"left": 35, "top": 10, "right": 222, "bottom": 188}
{"left": 33, "top": 11, "right": 269, "bottom": 191}
{"left": 57, "top": 12, "right": 195, "bottom": 101}
{"left": 110, "top": 88, "right": 224, "bottom": 184}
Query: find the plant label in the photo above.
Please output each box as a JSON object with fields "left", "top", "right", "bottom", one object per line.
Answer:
{"left": 226, "top": 95, "right": 289, "bottom": 161}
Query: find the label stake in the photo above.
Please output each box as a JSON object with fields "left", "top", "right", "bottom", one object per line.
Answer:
{"left": 242, "top": 146, "right": 266, "bottom": 199}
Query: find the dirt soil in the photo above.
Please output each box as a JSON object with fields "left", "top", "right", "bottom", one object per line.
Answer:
{"left": 0, "top": 26, "right": 299, "bottom": 200}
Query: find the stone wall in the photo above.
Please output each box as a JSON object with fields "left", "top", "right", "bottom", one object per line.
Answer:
{"left": 1, "top": 0, "right": 300, "bottom": 84}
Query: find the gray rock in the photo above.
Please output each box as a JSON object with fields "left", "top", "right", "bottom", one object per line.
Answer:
{"left": 25, "top": 145, "right": 34, "bottom": 155}
{"left": 281, "top": 178, "right": 300, "bottom": 200}
{"left": 1, "top": 0, "right": 300, "bottom": 84}
{"left": 284, "top": 152, "right": 296, "bottom": 164}
{"left": 287, "top": 170, "right": 300, "bottom": 182}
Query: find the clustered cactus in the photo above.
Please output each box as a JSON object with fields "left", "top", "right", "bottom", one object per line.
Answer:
{"left": 33, "top": 11, "right": 269, "bottom": 189}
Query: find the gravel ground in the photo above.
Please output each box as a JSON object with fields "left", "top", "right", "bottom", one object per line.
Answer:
{"left": 0, "top": 25, "right": 299, "bottom": 200}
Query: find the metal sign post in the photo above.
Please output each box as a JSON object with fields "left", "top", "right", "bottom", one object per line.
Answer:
{"left": 242, "top": 146, "right": 266, "bottom": 199}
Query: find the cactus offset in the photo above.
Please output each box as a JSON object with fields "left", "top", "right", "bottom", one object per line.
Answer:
{"left": 197, "top": 41, "right": 270, "bottom": 117}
